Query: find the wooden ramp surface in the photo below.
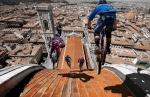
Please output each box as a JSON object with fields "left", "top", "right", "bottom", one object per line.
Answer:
{"left": 20, "top": 36, "right": 133, "bottom": 97}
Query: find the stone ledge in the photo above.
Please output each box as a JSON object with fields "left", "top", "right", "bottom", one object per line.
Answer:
{"left": 103, "top": 64, "right": 150, "bottom": 97}
{"left": 0, "top": 65, "right": 43, "bottom": 97}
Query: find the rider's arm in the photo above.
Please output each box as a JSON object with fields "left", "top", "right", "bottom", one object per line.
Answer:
{"left": 58, "top": 25, "right": 62, "bottom": 30}
{"left": 60, "top": 38, "right": 64, "bottom": 44}
{"left": 88, "top": 6, "right": 99, "bottom": 21}
{"left": 87, "top": 6, "right": 100, "bottom": 29}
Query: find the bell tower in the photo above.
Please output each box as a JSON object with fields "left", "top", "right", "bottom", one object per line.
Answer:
{"left": 36, "top": 3, "right": 55, "bottom": 69}
{"left": 36, "top": 3, "right": 54, "bottom": 35}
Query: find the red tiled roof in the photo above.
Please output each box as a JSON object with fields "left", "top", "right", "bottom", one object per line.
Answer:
{"left": 112, "top": 36, "right": 133, "bottom": 46}
{"left": 112, "top": 48, "right": 136, "bottom": 58}
{"left": 133, "top": 41, "right": 150, "bottom": 51}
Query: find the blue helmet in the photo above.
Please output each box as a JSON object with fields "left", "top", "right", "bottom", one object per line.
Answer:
{"left": 99, "top": 0, "right": 107, "bottom": 4}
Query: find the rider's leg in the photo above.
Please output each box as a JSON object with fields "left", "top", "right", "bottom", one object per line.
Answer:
{"left": 100, "top": 31, "right": 105, "bottom": 49}
{"left": 67, "top": 61, "right": 69, "bottom": 65}
{"left": 105, "top": 28, "right": 112, "bottom": 54}
{"left": 106, "top": 37, "right": 111, "bottom": 53}
{"left": 53, "top": 61, "right": 55, "bottom": 69}
{"left": 58, "top": 30, "right": 62, "bottom": 36}
{"left": 50, "top": 48, "right": 54, "bottom": 58}
{"left": 66, "top": 59, "right": 71, "bottom": 68}
{"left": 94, "top": 20, "right": 105, "bottom": 54}
{"left": 79, "top": 63, "right": 82, "bottom": 72}
{"left": 94, "top": 33, "right": 101, "bottom": 54}
{"left": 105, "top": 18, "right": 114, "bottom": 54}
{"left": 56, "top": 48, "right": 60, "bottom": 60}
{"left": 69, "top": 61, "right": 71, "bottom": 68}
{"left": 94, "top": 32, "right": 100, "bottom": 47}
{"left": 81, "top": 63, "right": 84, "bottom": 71}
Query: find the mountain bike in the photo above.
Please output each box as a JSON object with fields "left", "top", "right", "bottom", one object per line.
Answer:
{"left": 88, "top": 27, "right": 107, "bottom": 74}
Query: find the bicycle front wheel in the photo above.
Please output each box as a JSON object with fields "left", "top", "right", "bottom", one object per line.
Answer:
{"left": 96, "top": 54, "right": 102, "bottom": 74}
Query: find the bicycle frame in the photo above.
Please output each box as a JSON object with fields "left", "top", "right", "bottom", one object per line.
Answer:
{"left": 84, "top": 25, "right": 106, "bottom": 74}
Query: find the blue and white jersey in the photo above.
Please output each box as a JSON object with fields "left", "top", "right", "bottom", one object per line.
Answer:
{"left": 88, "top": 4, "right": 117, "bottom": 21}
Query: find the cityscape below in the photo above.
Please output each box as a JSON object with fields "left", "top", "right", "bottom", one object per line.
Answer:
{"left": 0, "top": 0, "right": 150, "bottom": 97}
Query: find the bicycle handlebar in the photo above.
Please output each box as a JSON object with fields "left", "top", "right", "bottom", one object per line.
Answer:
{"left": 84, "top": 24, "right": 94, "bottom": 30}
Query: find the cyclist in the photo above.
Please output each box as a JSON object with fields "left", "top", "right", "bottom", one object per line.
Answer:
{"left": 56, "top": 22, "right": 62, "bottom": 36}
{"left": 86, "top": 0, "right": 117, "bottom": 54}
{"left": 49, "top": 33, "right": 65, "bottom": 59}
{"left": 78, "top": 56, "right": 85, "bottom": 72}
{"left": 65, "top": 55, "right": 72, "bottom": 68}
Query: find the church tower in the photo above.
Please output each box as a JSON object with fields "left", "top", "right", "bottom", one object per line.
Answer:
{"left": 36, "top": 3, "right": 55, "bottom": 68}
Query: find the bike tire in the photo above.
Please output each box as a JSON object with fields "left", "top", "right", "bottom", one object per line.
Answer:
{"left": 97, "top": 49, "right": 106, "bottom": 74}
{"left": 98, "top": 60, "right": 102, "bottom": 74}
{"left": 96, "top": 54, "right": 102, "bottom": 74}
{"left": 101, "top": 49, "right": 107, "bottom": 65}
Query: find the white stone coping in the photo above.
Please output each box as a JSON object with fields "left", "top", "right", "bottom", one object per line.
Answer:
{"left": 104, "top": 64, "right": 150, "bottom": 96}
{"left": 0, "top": 64, "right": 39, "bottom": 85}
{"left": 36, "top": 3, "right": 51, "bottom": 11}
{"left": 146, "top": 94, "right": 150, "bottom": 97}
{"left": 0, "top": 65, "right": 24, "bottom": 76}
{"left": 104, "top": 64, "right": 137, "bottom": 75}
{"left": 104, "top": 64, "right": 150, "bottom": 76}
{"left": 141, "top": 68, "right": 150, "bottom": 75}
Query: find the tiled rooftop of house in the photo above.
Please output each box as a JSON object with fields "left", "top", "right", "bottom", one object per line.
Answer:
{"left": 133, "top": 40, "right": 150, "bottom": 51}
{"left": 111, "top": 47, "right": 136, "bottom": 58}
{"left": 111, "top": 36, "right": 134, "bottom": 46}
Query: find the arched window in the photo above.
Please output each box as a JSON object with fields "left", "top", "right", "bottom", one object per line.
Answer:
{"left": 43, "top": 20, "right": 49, "bottom": 30}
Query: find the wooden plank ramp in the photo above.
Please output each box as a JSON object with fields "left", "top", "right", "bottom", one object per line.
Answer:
{"left": 20, "top": 36, "right": 133, "bottom": 97}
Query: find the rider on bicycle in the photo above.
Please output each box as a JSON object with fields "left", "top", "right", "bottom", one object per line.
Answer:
{"left": 50, "top": 33, "right": 65, "bottom": 59}
{"left": 86, "top": 0, "right": 117, "bottom": 54}
{"left": 78, "top": 56, "right": 85, "bottom": 72}
{"left": 65, "top": 55, "right": 72, "bottom": 68}
{"left": 56, "top": 22, "right": 62, "bottom": 36}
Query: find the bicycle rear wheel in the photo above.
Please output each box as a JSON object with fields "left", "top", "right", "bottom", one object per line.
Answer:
{"left": 97, "top": 60, "right": 102, "bottom": 74}
{"left": 97, "top": 49, "right": 106, "bottom": 74}
{"left": 101, "top": 48, "right": 107, "bottom": 66}
{"left": 97, "top": 43, "right": 107, "bottom": 74}
{"left": 96, "top": 54, "right": 101, "bottom": 74}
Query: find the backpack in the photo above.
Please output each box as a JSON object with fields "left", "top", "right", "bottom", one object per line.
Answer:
{"left": 52, "top": 36, "right": 65, "bottom": 48}
{"left": 52, "top": 38, "right": 60, "bottom": 48}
